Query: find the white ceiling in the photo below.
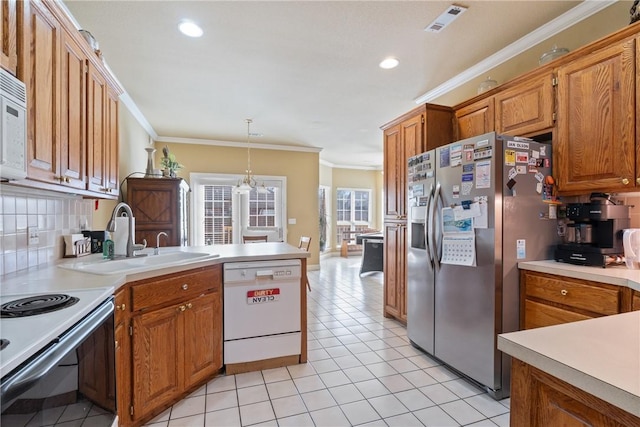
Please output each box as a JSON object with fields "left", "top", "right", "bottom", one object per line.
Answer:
{"left": 62, "top": 1, "right": 606, "bottom": 169}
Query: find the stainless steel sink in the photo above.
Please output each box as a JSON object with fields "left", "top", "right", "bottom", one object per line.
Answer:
{"left": 58, "top": 251, "right": 216, "bottom": 275}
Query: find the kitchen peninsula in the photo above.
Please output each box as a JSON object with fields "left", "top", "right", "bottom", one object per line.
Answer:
{"left": 0, "top": 243, "right": 310, "bottom": 427}
{"left": 502, "top": 260, "right": 640, "bottom": 426}
{"left": 498, "top": 311, "right": 640, "bottom": 426}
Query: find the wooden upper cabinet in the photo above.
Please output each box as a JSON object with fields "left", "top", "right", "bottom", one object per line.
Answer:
{"left": 1, "top": 0, "right": 18, "bottom": 74}
{"left": 382, "top": 104, "right": 452, "bottom": 221}
{"left": 455, "top": 97, "right": 495, "bottom": 140}
{"left": 20, "top": 0, "right": 121, "bottom": 198}
{"left": 86, "top": 59, "right": 109, "bottom": 194}
{"left": 383, "top": 123, "right": 402, "bottom": 220}
{"left": 106, "top": 86, "right": 120, "bottom": 193}
{"left": 554, "top": 37, "right": 636, "bottom": 194}
{"left": 59, "top": 28, "right": 87, "bottom": 190}
{"left": 24, "top": 0, "right": 61, "bottom": 184}
{"left": 494, "top": 72, "right": 555, "bottom": 136}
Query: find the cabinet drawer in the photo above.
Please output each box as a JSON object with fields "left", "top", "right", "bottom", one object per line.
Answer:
{"left": 524, "top": 273, "right": 620, "bottom": 316}
{"left": 131, "top": 266, "right": 221, "bottom": 311}
{"left": 524, "top": 300, "right": 592, "bottom": 329}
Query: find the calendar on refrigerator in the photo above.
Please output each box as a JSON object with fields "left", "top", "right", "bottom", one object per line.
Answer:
{"left": 441, "top": 233, "right": 476, "bottom": 266}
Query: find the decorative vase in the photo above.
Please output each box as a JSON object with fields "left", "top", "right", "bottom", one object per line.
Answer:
{"left": 144, "top": 147, "right": 156, "bottom": 177}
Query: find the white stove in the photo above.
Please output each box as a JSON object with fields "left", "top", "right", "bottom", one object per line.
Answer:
{"left": 0, "top": 287, "right": 113, "bottom": 378}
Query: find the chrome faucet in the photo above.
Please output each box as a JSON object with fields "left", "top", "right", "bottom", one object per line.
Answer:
{"left": 154, "top": 232, "right": 168, "bottom": 255}
{"left": 107, "top": 202, "right": 146, "bottom": 257}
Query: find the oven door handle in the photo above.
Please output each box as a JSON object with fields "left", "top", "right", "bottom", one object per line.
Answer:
{"left": 0, "top": 297, "right": 114, "bottom": 404}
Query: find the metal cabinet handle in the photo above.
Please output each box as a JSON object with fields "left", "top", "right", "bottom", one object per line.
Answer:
{"left": 622, "top": 178, "right": 630, "bottom": 185}
{"left": 636, "top": 177, "right": 640, "bottom": 185}
{"left": 117, "top": 303, "right": 126, "bottom": 311}
{"left": 182, "top": 284, "right": 188, "bottom": 290}
{"left": 115, "top": 340, "right": 119, "bottom": 349}
{"left": 178, "top": 305, "right": 186, "bottom": 312}
{"left": 561, "top": 289, "right": 568, "bottom": 296}
{"left": 186, "top": 303, "right": 193, "bottom": 309}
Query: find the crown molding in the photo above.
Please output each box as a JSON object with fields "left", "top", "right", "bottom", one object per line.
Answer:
{"left": 413, "top": 0, "right": 617, "bottom": 104}
{"left": 155, "top": 136, "right": 323, "bottom": 153}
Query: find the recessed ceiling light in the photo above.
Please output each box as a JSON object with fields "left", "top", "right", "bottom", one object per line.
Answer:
{"left": 179, "top": 20, "right": 203, "bottom": 38}
{"left": 379, "top": 57, "right": 399, "bottom": 69}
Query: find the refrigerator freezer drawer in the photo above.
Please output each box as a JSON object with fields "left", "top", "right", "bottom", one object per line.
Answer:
{"left": 224, "top": 332, "right": 301, "bottom": 364}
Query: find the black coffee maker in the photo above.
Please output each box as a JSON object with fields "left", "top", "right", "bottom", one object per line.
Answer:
{"left": 555, "top": 193, "right": 631, "bottom": 267}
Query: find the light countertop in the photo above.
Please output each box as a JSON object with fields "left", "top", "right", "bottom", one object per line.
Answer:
{"left": 0, "top": 243, "right": 310, "bottom": 294}
{"left": 518, "top": 260, "right": 640, "bottom": 291}
{"left": 498, "top": 311, "right": 640, "bottom": 417}
{"left": 0, "top": 243, "right": 309, "bottom": 377}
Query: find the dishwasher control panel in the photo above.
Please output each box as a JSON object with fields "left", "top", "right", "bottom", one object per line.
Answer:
{"left": 224, "top": 259, "right": 301, "bottom": 283}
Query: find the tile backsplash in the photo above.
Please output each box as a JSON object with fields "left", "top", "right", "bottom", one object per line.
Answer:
{"left": 0, "top": 185, "right": 93, "bottom": 276}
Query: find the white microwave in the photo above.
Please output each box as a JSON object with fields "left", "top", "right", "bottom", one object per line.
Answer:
{"left": 0, "top": 68, "right": 27, "bottom": 181}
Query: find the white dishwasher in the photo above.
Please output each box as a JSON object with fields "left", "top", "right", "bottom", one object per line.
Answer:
{"left": 223, "top": 259, "right": 301, "bottom": 364}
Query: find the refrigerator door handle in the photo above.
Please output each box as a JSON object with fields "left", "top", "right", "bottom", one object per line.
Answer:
{"left": 432, "top": 182, "right": 443, "bottom": 269}
{"left": 425, "top": 183, "right": 435, "bottom": 266}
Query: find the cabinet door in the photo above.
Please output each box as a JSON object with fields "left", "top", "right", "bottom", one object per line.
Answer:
{"left": 183, "top": 292, "right": 222, "bottom": 388}
{"left": 555, "top": 38, "right": 635, "bottom": 193}
{"left": 128, "top": 178, "right": 184, "bottom": 246}
{"left": 25, "top": 0, "right": 60, "bottom": 183}
{"left": 383, "top": 124, "right": 402, "bottom": 220}
{"left": 633, "top": 291, "right": 640, "bottom": 311}
{"left": 105, "top": 86, "right": 119, "bottom": 194}
{"left": 455, "top": 97, "right": 494, "bottom": 140}
{"left": 132, "top": 304, "right": 181, "bottom": 421}
{"left": 86, "top": 60, "right": 107, "bottom": 194}
{"left": 1, "top": 0, "right": 18, "bottom": 74}
{"left": 59, "top": 29, "right": 87, "bottom": 190}
{"left": 383, "top": 222, "right": 407, "bottom": 323}
{"left": 495, "top": 73, "right": 554, "bottom": 136}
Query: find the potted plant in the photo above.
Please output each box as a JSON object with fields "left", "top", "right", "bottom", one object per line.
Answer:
{"left": 161, "top": 146, "right": 183, "bottom": 178}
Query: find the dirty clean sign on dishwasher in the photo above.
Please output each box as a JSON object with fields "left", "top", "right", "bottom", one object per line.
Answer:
{"left": 247, "top": 288, "right": 280, "bottom": 304}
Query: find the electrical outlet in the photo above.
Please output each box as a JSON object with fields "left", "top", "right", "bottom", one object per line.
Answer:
{"left": 28, "top": 227, "right": 39, "bottom": 245}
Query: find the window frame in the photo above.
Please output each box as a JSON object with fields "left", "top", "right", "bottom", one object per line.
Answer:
{"left": 335, "top": 187, "right": 372, "bottom": 248}
{"left": 190, "top": 173, "right": 287, "bottom": 245}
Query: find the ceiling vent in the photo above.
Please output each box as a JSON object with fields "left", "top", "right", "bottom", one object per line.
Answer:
{"left": 424, "top": 4, "right": 468, "bottom": 33}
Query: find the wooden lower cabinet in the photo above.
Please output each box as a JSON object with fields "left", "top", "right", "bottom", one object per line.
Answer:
{"left": 510, "top": 358, "right": 640, "bottom": 426}
{"left": 383, "top": 222, "right": 407, "bottom": 323}
{"left": 520, "top": 270, "right": 631, "bottom": 329}
{"left": 118, "top": 266, "right": 223, "bottom": 426}
{"left": 633, "top": 291, "right": 640, "bottom": 311}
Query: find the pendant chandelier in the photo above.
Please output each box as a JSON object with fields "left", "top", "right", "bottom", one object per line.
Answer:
{"left": 235, "top": 119, "right": 267, "bottom": 194}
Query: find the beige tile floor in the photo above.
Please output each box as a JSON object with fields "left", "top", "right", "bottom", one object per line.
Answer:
{"left": 144, "top": 256, "right": 510, "bottom": 427}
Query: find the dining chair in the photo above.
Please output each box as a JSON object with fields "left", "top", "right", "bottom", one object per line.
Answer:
{"left": 298, "top": 236, "right": 311, "bottom": 251}
{"left": 298, "top": 236, "right": 312, "bottom": 292}
{"left": 242, "top": 235, "right": 268, "bottom": 243}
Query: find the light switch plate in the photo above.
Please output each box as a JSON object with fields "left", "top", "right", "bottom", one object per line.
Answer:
{"left": 288, "top": 218, "right": 296, "bottom": 225}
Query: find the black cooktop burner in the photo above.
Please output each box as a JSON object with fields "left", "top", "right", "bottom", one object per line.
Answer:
{"left": 1, "top": 294, "right": 79, "bottom": 318}
{"left": 0, "top": 338, "right": 9, "bottom": 350}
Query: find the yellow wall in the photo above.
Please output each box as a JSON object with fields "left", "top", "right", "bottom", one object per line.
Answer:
{"left": 93, "top": 106, "right": 149, "bottom": 230}
{"left": 331, "top": 167, "right": 383, "bottom": 249}
{"left": 434, "top": 1, "right": 633, "bottom": 106}
{"left": 156, "top": 142, "right": 320, "bottom": 265}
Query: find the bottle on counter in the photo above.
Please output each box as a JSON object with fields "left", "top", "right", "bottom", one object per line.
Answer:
{"left": 103, "top": 232, "right": 114, "bottom": 260}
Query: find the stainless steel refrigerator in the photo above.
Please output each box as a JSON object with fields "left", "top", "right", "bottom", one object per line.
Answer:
{"left": 406, "top": 132, "right": 558, "bottom": 399}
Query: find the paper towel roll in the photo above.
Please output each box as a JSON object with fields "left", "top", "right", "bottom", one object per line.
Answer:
{"left": 113, "top": 217, "right": 135, "bottom": 256}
